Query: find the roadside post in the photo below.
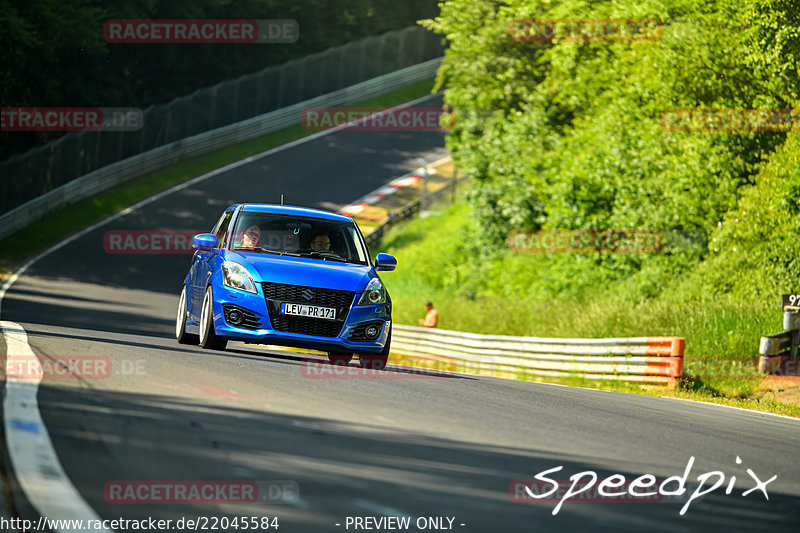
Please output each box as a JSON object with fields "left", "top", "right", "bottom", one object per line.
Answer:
{"left": 419, "top": 158, "right": 429, "bottom": 214}
{"left": 758, "top": 294, "right": 800, "bottom": 375}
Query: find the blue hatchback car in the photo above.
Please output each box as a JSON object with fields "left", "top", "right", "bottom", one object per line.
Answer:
{"left": 175, "top": 204, "right": 397, "bottom": 369}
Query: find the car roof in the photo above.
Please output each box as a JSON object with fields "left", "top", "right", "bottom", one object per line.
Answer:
{"left": 226, "top": 203, "right": 354, "bottom": 223}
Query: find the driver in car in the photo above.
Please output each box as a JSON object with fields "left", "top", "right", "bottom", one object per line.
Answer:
{"left": 309, "top": 232, "right": 331, "bottom": 252}
{"left": 236, "top": 225, "right": 261, "bottom": 248}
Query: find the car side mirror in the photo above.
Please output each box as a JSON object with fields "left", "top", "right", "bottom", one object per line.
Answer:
{"left": 374, "top": 252, "right": 397, "bottom": 271}
{"left": 192, "top": 233, "right": 218, "bottom": 251}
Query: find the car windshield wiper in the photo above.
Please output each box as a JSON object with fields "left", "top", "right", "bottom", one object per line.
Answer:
{"left": 234, "top": 246, "right": 302, "bottom": 257}
{"left": 300, "top": 251, "right": 347, "bottom": 262}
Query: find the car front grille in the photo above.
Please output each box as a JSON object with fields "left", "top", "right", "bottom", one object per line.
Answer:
{"left": 262, "top": 282, "right": 355, "bottom": 337}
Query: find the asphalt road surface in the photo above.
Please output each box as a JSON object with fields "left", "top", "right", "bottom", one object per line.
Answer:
{"left": 2, "top": 94, "right": 799, "bottom": 533}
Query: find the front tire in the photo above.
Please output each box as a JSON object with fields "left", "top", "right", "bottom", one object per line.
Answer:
{"left": 327, "top": 353, "right": 353, "bottom": 365}
{"left": 199, "top": 286, "right": 228, "bottom": 350}
{"left": 358, "top": 324, "right": 391, "bottom": 370}
{"left": 176, "top": 285, "right": 199, "bottom": 345}
{"left": 358, "top": 354, "right": 388, "bottom": 370}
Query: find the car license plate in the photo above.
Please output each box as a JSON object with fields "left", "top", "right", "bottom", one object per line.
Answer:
{"left": 281, "top": 302, "right": 336, "bottom": 320}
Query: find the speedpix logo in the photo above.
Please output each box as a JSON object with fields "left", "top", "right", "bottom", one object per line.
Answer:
{"left": 518, "top": 456, "right": 776, "bottom": 515}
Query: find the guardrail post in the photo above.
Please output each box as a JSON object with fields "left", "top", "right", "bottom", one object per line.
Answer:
{"left": 232, "top": 80, "right": 241, "bottom": 123}
{"left": 758, "top": 307, "right": 800, "bottom": 375}
{"left": 786, "top": 309, "right": 800, "bottom": 359}
{"left": 93, "top": 130, "right": 102, "bottom": 170}
{"left": 75, "top": 134, "right": 84, "bottom": 177}
{"left": 117, "top": 130, "right": 125, "bottom": 161}
{"left": 419, "top": 159, "right": 429, "bottom": 213}
{"left": 397, "top": 30, "right": 405, "bottom": 70}
{"left": 297, "top": 60, "right": 305, "bottom": 103}
{"left": 358, "top": 43, "right": 366, "bottom": 82}
{"left": 208, "top": 85, "right": 218, "bottom": 129}
{"left": 276, "top": 64, "right": 287, "bottom": 108}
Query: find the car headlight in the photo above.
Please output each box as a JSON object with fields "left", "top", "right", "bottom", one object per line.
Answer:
{"left": 358, "top": 278, "right": 386, "bottom": 305}
{"left": 222, "top": 261, "right": 257, "bottom": 293}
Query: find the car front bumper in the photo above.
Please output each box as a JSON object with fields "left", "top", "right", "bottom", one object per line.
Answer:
{"left": 205, "top": 284, "right": 391, "bottom": 353}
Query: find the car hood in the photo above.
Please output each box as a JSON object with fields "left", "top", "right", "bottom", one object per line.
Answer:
{"left": 227, "top": 251, "right": 375, "bottom": 293}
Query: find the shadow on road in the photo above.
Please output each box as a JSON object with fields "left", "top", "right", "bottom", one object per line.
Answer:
{"left": 4, "top": 383, "right": 796, "bottom": 533}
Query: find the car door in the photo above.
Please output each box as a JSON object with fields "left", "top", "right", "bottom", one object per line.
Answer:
{"left": 189, "top": 210, "right": 233, "bottom": 317}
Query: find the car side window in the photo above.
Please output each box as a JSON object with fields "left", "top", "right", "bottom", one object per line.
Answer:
{"left": 212, "top": 211, "right": 234, "bottom": 249}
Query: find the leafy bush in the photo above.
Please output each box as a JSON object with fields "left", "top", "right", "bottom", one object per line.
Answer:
{"left": 421, "top": 0, "right": 799, "bottom": 300}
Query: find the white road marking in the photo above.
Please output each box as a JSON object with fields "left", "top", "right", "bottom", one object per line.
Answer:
{"left": 527, "top": 380, "right": 800, "bottom": 423}
{"left": 1, "top": 321, "right": 112, "bottom": 533}
{"left": 656, "top": 395, "right": 800, "bottom": 422}
{"left": 341, "top": 153, "right": 451, "bottom": 213}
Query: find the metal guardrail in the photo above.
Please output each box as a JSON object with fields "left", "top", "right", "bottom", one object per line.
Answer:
{"left": 0, "top": 57, "right": 443, "bottom": 241}
{"left": 758, "top": 306, "right": 800, "bottom": 374}
{"left": 364, "top": 172, "right": 459, "bottom": 247}
{"left": 391, "top": 324, "right": 685, "bottom": 385}
{"left": 1, "top": 25, "right": 445, "bottom": 218}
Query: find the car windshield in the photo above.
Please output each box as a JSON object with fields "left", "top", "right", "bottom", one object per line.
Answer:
{"left": 229, "top": 211, "right": 369, "bottom": 264}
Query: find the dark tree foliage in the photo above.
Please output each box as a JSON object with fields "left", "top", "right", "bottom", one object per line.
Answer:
{"left": 0, "top": 0, "right": 439, "bottom": 157}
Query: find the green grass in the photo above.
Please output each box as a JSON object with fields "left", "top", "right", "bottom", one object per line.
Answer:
{"left": 0, "top": 79, "right": 437, "bottom": 272}
{"left": 374, "top": 188, "right": 798, "bottom": 416}
{"left": 387, "top": 353, "right": 800, "bottom": 417}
